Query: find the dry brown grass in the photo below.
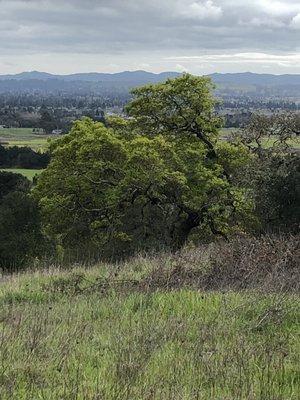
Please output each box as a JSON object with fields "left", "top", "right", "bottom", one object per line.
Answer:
{"left": 125, "top": 234, "right": 300, "bottom": 293}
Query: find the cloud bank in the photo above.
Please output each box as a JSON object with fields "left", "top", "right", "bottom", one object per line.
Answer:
{"left": 0, "top": 0, "right": 299, "bottom": 74}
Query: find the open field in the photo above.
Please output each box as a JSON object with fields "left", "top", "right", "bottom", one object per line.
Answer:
{"left": 0, "top": 235, "right": 299, "bottom": 400}
{"left": 221, "top": 127, "right": 239, "bottom": 136}
{"left": 0, "top": 168, "right": 43, "bottom": 180}
{"left": 257, "top": 136, "right": 300, "bottom": 149}
{"left": 0, "top": 128, "right": 54, "bottom": 151}
{"left": 1, "top": 127, "right": 299, "bottom": 151}
{"left": 221, "top": 128, "right": 300, "bottom": 149}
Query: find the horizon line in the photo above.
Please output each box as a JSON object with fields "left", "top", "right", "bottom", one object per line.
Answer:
{"left": 1, "top": 70, "right": 300, "bottom": 77}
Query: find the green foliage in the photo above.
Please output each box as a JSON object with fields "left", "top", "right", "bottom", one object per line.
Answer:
{"left": 126, "top": 73, "right": 222, "bottom": 157}
{"left": 0, "top": 144, "right": 50, "bottom": 169}
{"left": 237, "top": 113, "right": 300, "bottom": 232}
{"left": 34, "top": 122, "right": 252, "bottom": 257}
{"left": 251, "top": 154, "right": 299, "bottom": 231}
{"left": 0, "top": 171, "right": 30, "bottom": 198}
{"left": 39, "top": 106, "right": 57, "bottom": 134}
{"left": 0, "top": 172, "right": 44, "bottom": 270}
{"left": 33, "top": 75, "right": 254, "bottom": 257}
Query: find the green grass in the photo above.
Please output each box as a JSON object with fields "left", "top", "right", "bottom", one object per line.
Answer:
{"left": 260, "top": 136, "right": 300, "bottom": 149}
{"left": 0, "top": 127, "right": 35, "bottom": 137}
{"left": 221, "top": 128, "right": 300, "bottom": 149}
{"left": 221, "top": 127, "right": 239, "bottom": 136}
{"left": 0, "top": 168, "right": 43, "bottom": 180}
{"left": 0, "top": 264, "right": 299, "bottom": 400}
{"left": 0, "top": 128, "right": 55, "bottom": 151}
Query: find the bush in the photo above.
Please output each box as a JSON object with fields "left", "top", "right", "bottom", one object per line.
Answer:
{"left": 0, "top": 171, "right": 45, "bottom": 271}
{"left": 135, "top": 234, "right": 300, "bottom": 293}
{"left": 236, "top": 112, "right": 300, "bottom": 233}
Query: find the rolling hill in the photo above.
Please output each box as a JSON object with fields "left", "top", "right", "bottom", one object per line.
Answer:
{"left": 0, "top": 71, "right": 299, "bottom": 98}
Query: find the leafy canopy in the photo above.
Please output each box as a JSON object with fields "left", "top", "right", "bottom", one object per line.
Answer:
{"left": 126, "top": 74, "right": 222, "bottom": 154}
{"left": 34, "top": 75, "right": 253, "bottom": 257}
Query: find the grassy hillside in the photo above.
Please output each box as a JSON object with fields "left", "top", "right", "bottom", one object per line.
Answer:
{"left": 1, "top": 236, "right": 299, "bottom": 400}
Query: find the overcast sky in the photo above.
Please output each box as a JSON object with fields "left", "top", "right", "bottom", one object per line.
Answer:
{"left": 0, "top": 0, "right": 299, "bottom": 75}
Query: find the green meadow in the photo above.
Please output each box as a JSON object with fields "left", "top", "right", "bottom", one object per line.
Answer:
{"left": 221, "top": 128, "right": 300, "bottom": 149}
{"left": 0, "top": 258, "right": 299, "bottom": 400}
{"left": 0, "top": 168, "right": 43, "bottom": 180}
{"left": 0, "top": 127, "right": 53, "bottom": 151}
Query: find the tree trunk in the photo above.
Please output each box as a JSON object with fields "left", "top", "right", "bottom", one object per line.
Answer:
{"left": 171, "top": 212, "right": 201, "bottom": 249}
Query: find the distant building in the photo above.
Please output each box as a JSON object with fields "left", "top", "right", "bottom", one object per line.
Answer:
{"left": 52, "top": 129, "right": 63, "bottom": 135}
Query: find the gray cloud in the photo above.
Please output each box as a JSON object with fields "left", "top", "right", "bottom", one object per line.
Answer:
{"left": 0, "top": 0, "right": 299, "bottom": 74}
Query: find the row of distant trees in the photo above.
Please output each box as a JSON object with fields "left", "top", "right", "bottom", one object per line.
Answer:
{"left": 0, "top": 74, "right": 299, "bottom": 270}
{"left": 0, "top": 104, "right": 106, "bottom": 133}
{"left": 1, "top": 90, "right": 299, "bottom": 133}
{"left": 0, "top": 145, "right": 50, "bottom": 169}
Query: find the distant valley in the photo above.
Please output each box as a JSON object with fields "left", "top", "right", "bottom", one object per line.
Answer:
{"left": 0, "top": 70, "right": 299, "bottom": 105}
{"left": 0, "top": 70, "right": 299, "bottom": 135}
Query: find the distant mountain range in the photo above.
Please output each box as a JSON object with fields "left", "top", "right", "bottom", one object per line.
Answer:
{"left": 209, "top": 72, "right": 300, "bottom": 86}
{"left": 0, "top": 71, "right": 299, "bottom": 98}
{"left": 0, "top": 70, "right": 300, "bottom": 85}
{"left": 0, "top": 70, "right": 180, "bottom": 84}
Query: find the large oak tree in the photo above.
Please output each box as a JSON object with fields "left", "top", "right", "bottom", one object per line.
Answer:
{"left": 34, "top": 75, "right": 253, "bottom": 258}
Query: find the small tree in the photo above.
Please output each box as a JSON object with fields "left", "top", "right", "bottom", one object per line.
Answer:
{"left": 235, "top": 112, "right": 300, "bottom": 232}
{"left": 39, "top": 106, "right": 57, "bottom": 134}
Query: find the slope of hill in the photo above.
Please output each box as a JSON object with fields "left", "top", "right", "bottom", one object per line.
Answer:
{"left": 0, "top": 71, "right": 299, "bottom": 98}
{"left": 0, "top": 235, "right": 299, "bottom": 399}
{"left": 210, "top": 72, "right": 300, "bottom": 85}
{"left": 1, "top": 70, "right": 300, "bottom": 85}
{"left": 0, "top": 71, "right": 56, "bottom": 81}
{"left": 0, "top": 70, "right": 180, "bottom": 83}
{"left": 0, "top": 70, "right": 181, "bottom": 94}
